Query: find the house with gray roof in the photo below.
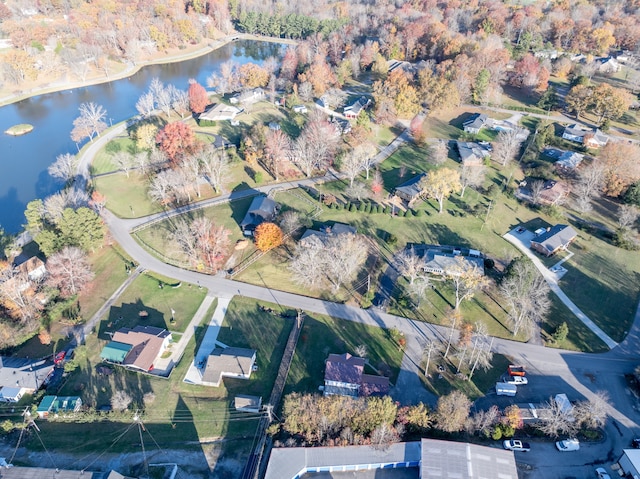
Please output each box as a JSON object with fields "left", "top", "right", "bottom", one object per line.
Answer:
{"left": 240, "top": 195, "right": 278, "bottom": 236}
{"left": 394, "top": 173, "right": 426, "bottom": 205}
{"left": 411, "top": 245, "right": 484, "bottom": 276}
{"left": 299, "top": 223, "right": 357, "bottom": 249}
{"left": 562, "top": 124, "right": 608, "bottom": 148}
{"left": 264, "top": 438, "right": 518, "bottom": 479}
{"left": 554, "top": 150, "right": 584, "bottom": 170}
{"left": 201, "top": 347, "right": 256, "bottom": 387}
{"left": 343, "top": 96, "right": 370, "bottom": 119}
{"left": 456, "top": 141, "right": 491, "bottom": 166}
{"left": 462, "top": 113, "right": 487, "bottom": 134}
{"left": 0, "top": 357, "right": 54, "bottom": 402}
{"left": 530, "top": 224, "right": 578, "bottom": 256}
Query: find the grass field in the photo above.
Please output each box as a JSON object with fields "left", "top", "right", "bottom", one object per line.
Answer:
{"left": 284, "top": 312, "right": 405, "bottom": 396}
{"left": 37, "top": 296, "right": 291, "bottom": 455}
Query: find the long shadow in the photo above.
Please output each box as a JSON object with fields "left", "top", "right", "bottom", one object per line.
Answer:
{"left": 99, "top": 302, "right": 167, "bottom": 340}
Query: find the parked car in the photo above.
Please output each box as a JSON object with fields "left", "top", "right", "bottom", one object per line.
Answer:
{"left": 292, "top": 105, "right": 308, "bottom": 113}
{"left": 503, "top": 440, "right": 531, "bottom": 452}
{"left": 556, "top": 438, "right": 580, "bottom": 451}
{"left": 508, "top": 365, "right": 526, "bottom": 376}
{"left": 595, "top": 468, "right": 611, "bottom": 479}
{"left": 632, "top": 438, "right": 640, "bottom": 448}
{"left": 505, "top": 376, "right": 528, "bottom": 385}
{"left": 54, "top": 351, "right": 66, "bottom": 365}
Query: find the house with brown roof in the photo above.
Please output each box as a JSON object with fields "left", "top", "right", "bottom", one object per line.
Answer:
{"left": 201, "top": 347, "right": 256, "bottom": 387}
{"left": 530, "top": 224, "right": 578, "bottom": 256}
{"left": 101, "top": 326, "right": 172, "bottom": 373}
{"left": 323, "top": 353, "right": 389, "bottom": 398}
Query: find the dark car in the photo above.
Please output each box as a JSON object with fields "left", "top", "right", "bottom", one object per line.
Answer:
{"left": 632, "top": 438, "right": 640, "bottom": 448}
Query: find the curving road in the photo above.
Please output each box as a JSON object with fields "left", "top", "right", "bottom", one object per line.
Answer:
{"left": 80, "top": 114, "right": 640, "bottom": 479}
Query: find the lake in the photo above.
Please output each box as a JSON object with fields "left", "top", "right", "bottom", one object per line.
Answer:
{"left": 0, "top": 40, "right": 282, "bottom": 233}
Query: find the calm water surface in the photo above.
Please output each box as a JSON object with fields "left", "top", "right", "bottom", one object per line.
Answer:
{"left": 0, "top": 40, "right": 281, "bottom": 233}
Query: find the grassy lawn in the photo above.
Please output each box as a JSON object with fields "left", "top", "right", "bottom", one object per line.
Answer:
{"left": 94, "top": 172, "right": 162, "bottom": 218}
{"left": 133, "top": 196, "right": 258, "bottom": 270}
{"left": 98, "top": 271, "right": 207, "bottom": 337}
{"left": 421, "top": 353, "right": 512, "bottom": 400}
{"left": 422, "top": 107, "right": 511, "bottom": 140}
{"left": 284, "top": 313, "right": 404, "bottom": 396}
{"left": 37, "top": 296, "right": 292, "bottom": 454}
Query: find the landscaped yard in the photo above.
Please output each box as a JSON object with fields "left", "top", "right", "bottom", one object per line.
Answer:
{"left": 284, "top": 312, "right": 404, "bottom": 396}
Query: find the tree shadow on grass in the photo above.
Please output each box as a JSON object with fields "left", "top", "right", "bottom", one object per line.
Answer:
{"left": 99, "top": 301, "right": 167, "bottom": 340}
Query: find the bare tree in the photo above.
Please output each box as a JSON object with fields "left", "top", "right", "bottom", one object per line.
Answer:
{"left": 468, "top": 323, "right": 493, "bottom": 379}
{"left": 395, "top": 247, "right": 425, "bottom": 285}
{"left": 0, "top": 267, "right": 40, "bottom": 321}
{"left": 48, "top": 153, "right": 76, "bottom": 184}
{"left": 149, "top": 169, "right": 174, "bottom": 205}
{"left": 354, "top": 344, "right": 368, "bottom": 358}
{"left": 324, "top": 234, "right": 368, "bottom": 292}
{"left": 76, "top": 102, "right": 108, "bottom": 141}
{"left": 199, "top": 147, "right": 229, "bottom": 193}
{"left": 460, "top": 164, "right": 486, "bottom": 198}
{"left": 293, "top": 112, "right": 339, "bottom": 176}
{"left": 618, "top": 204, "right": 639, "bottom": 230}
{"left": 492, "top": 129, "right": 522, "bottom": 166}
{"left": 435, "top": 391, "right": 472, "bottom": 433}
{"left": 111, "top": 151, "right": 133, "bottom": 178}
{"left": 574, "top": 391, "right": 609, "bottom": 429}
{"left": 46, "top": 246, "right": 95, "bottom": 297}
{"left": 427, "top": 140, "right": 448, "bottom": 165}
{"left": 346, "top": 181, "right": 369, "bottom": 202}
{"left": 136, "top": 92, "right": 155, "bottom": 118}
{"left": 134, "top": 151, "right": 150, "bottom": 175}
{"left": 468, "top": 405, "right": 500, "bottom": 437}
{"left": 170, "top": 87, "right": 189, "bottom": 118}
{"left": 279, "top": 210, "right": 302, "bottom": 235}
{"left": 340, "top": 146, "right": 369, "bottom": 187}
{"left": 155, "top": 83, "right": 173, "bottom": 117}
{"left": 529, "top": 179, "right": 546, "bottom": 206}
{"left": 288, "top": 245, "right": 326, "bottom": 289}
{"left": 574, "top": 161, "right": 605, "bottom": 213}
{"left": 536, "top": 396, "right": 577, "bottom": 438}
{"left": 171, "top": 219, "right": 199, "bottom": 261}
{"left": 371, "top": 423, "right": 400, "bottom": 450}
{"left": 446, "top": 256, "right": 489, "bottom": 311}
{"left": 407, "top": 276, "right": 432, "bottom": 307}
{"left": 111, "top": 391, "right": 132, "bottom": 412}
{"left": 422, "top": 339, "right": 442, "bottom": 377}
{"left": 264, "top": 129, "right": 292, "bottom": 180}
{"left": 500, "top": 258, "right": 551, "bottom": 337}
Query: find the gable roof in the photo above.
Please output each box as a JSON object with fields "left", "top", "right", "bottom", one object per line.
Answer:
{"left": 199, "top": 103, "right": 241, "bottom": 122}
{"left": 110, "top": 326, "right": 171, "bottom": 372}
{"left": 462, "top": 113, "right": 487, "bottom": 130}
{"left": 555, "top": 150, "right": 584, "bottom": 169}
{"left": 562, "top": 124, "right": 587, "bottom": 140}
{"left": 0, "top": 357, "right": 54, "bottom": 391}
{"left": 456, "top": 141, "right": 490, "bottom": 165}
{"left": 325, "top": 353, "right": 364, "bottom": 385}
{"left": 531, "top": 224, "right": 578, "bottom": 252}
{"left": 394, "top": 173, "right": 426, "bottom": 200}
{"left": 240, "top": 195, "right": 278, "bottom": 230}
{"left": 37, "top": 395, "right": 81, "bottom": 414}
{"left": 202, "top": 347, "right": 256, "bottom": 386}
{"left": 299, "top": 223, "right": 357, "bottom": 248}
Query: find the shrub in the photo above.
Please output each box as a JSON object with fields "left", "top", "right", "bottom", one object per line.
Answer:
{"left": 491, "top": 427, "right": 503, "bottom": 441}
{"left": 365, "top": 203, "right": 372, "bottom": 213}
{"left": 397, "top": 210, "right": 406, "bottom": 217}
{"left": 484, "top": 258, "right": 495, "bottom": 270}
{"left": 349, "top": 204, "right": 356, "bottom": 212}
{"left": 552, "top": 322, "right": 569, "bottom": 342}
{"left": 383, "top": 206, "right": 390, "bottom": 214}
{"left": 358, "top": 202, "right": 366, "bottom": 212}
{"left": 254, "top": 171, "right": 264, "bottom": 184}
{"left": 387, "top": 234, "right": 398, "bottom": 245}
{"left": 414, "top": 209, "right": 423, "bottom": 217}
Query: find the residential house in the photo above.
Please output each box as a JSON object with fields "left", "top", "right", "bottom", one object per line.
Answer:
{"left": 330, "top": 117, "right": 351, "bottom": 135}
{"left": 530, "top": 224, "right": 578, "bottom": 256}
{"left": 240, "top": 195, "right": 278, "bottom": 236}
{"left": 456, "top": 141, "right": 491, "bottom": 166}
{"left": 393, "top": 173, "right": 426, "bottom": 205}
{"left": 198, "top": 103, "right": 241, "bottom": 122}
{"left": 598, "top": 56, "right": 621, "bottom": 73}
{"left": 36, "top": 395, "right": 82, "bottom": 418}
{"left": 0, "top": 357, "right": 54, "bottom": 402}
{"left": 234, "top": 395, "right": 262, "bottom": 413}
{"left": 517, "top": 178, "right": 569, "bottom": 206}
{"left": 292, "top": 105, "right": 307, "bottom": 113}
{"left": 299, "top": 223, "right": 357, "bottom": 249}
{"left": 343, "top": 96, "right": 370, "bottom": 119}
{"left": 562, "top": 124, "right": 608, "bottom": 147}
{"left": 411, "top": 244, "right": 484, "bottom": 276}
{"left": 230, "top": 87, "right": 265, "bottom": 105}
{"left": 323, "top": 353, "right": 390, "bottom": 398}
{"left": 552, "top": 149, "right": 584, "bottom": 171}
{"left": 264, "top": 438, "right": 518, "bottom": 479}
{"left": 616, "top": 449, "right": 640, "bottom": 478}
{"left": 100, "top": 326, "right": 172, "bottom": 373}
{"left": 13, "top": 255, "right": 47, "bottom": 282}
{"left": 462, "top": 113, "right": 487, "bottom": 134}
{"left": 201, "top": 347, "right": 257, "bottom": 387}
{"left": 489, "top": 120, "right": 530, "bottom": 141}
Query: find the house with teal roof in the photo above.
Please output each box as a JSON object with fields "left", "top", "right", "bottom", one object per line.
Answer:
{"left": 37, "top": 395, "right": 82, "bottom": 418}
{"left": 100, "top": 341, "right": 133, "bottom": 364}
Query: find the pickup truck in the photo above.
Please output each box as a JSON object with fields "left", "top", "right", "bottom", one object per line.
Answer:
{"left": 505, "top": 376, "right": 528, "bottom": 385}
{"left": 508, "top": 365, "right": 526, "bottom": 377}
{"left": 503, "top": 439, "right": 531, "bottom": 452}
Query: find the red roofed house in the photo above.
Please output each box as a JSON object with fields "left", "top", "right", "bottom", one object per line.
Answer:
{"left": 324, "top": 353, "right": 390, "bottom": 398}
{"left": 109, "top": 326, "right": 172, "bottom": 373}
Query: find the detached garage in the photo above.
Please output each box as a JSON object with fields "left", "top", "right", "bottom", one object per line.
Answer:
{"left": 618, "top": 449, "right": 640, "bottom": 478}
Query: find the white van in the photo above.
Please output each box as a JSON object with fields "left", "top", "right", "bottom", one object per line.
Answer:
{"left": 496, "top": 382, "right": 517, "bottom": 396}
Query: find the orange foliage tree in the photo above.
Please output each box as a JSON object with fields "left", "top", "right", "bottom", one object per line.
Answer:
{"left": 254, "top": 222, "right": 283, "bottom": 252}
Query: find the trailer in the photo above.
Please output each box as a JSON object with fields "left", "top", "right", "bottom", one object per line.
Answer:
{"left": 496, "top": 382, "right": 517, "bottom": 396}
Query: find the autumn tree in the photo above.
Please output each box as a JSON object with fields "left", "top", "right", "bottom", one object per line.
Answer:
{"left": 254, "top": 222, "right": 284, "bottom": 252}
{"left": 239, "top": 63, "right": 269, "bottom": 88}
{"left": 131, "top": 123, "right": 159, "bottom": 151}
{"left": 435, "top": 391, "right": 471, "bottom": 433}
{"left": 0, "top": 266, "right": 41, "bottom": 323}
{"left": 589, "top": 83, "right": 632, "bottom": 124}
{"left": 500, "top": 257, "right": 551, "bottom": 337}
{"left": 1, "top": 50, "right": 37, "bottom": 84}
{"left": 565, "top": 84, "right": 592, "bottom": 120}
{"left": 264, "top": 129, "right": 291, "bottom": 180}
{"left": 420, "top": 168, "right": 462, "bottom": 213}
{"left": 373, "top": 69, "right": 420, "bottom": 120}
{"left": 155, "top": 121, "right": 197, "bottom": 165}
{"left": 187, "top": 79, "right": 209, "bottom": 114}
{"left": 46, "top": 246, "right": 95, "bottom": 297}
{"left": 600, "top": 142, "right": 640, "bottom": 197}
{"left": 173, "top": 218, "right": 230, "bottom": 271}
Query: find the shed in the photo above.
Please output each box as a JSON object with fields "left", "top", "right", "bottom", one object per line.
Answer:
{"left": 234, "top": 395, "right": 262, "bottom": 413}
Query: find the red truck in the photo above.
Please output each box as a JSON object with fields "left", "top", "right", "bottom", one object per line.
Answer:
{"left": 508, "top": 365, "right": 526, "bottom": 377}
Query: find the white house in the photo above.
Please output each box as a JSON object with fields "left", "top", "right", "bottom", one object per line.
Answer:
{"left": 199, "top": 103, "right": 241, "bottom": 122}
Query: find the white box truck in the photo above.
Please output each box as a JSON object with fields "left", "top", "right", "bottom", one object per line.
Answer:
{"left": 496, "top": 382, "right": 517, "bottom": 396}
